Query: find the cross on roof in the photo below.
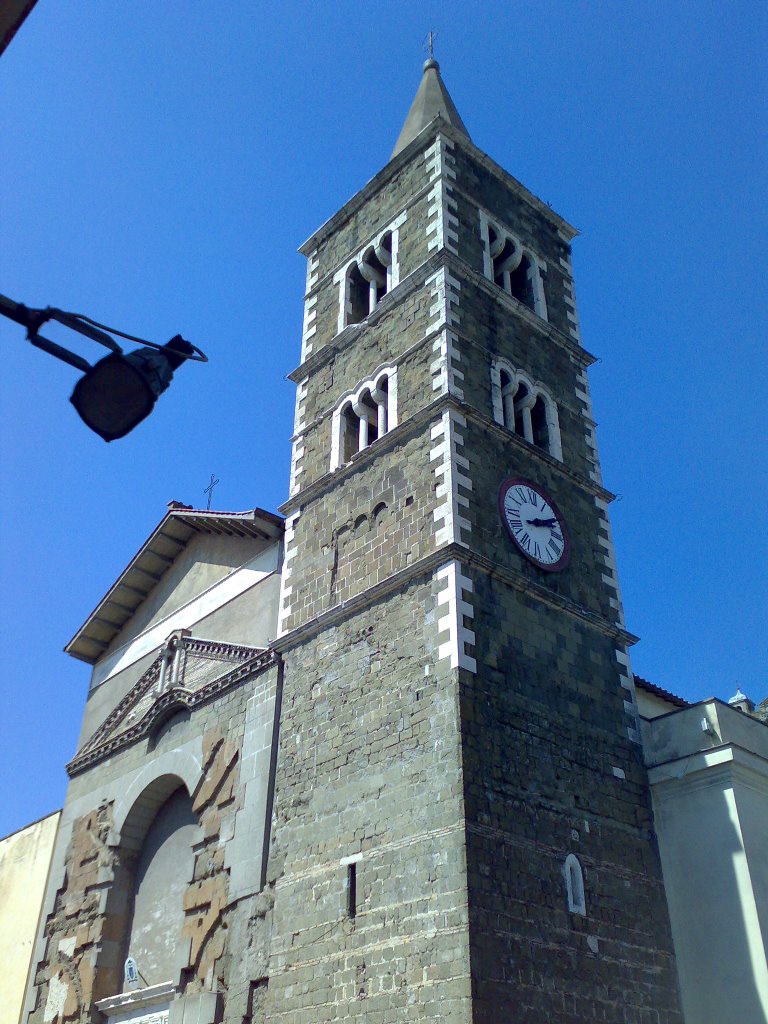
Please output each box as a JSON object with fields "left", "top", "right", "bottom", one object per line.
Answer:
{"left": 204, "top": 473, "right": 220, "bottom": 510}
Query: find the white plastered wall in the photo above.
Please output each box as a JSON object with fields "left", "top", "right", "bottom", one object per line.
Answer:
{"left": 644, "top": 703, "right": 768, "bottom": 1024}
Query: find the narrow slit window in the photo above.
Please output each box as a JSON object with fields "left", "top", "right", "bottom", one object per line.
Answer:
{"left": 564, "top": 853, "right": 586, "bottom": 916}
{"left": 346, "top": 862, "right": 357, "bottom": 918}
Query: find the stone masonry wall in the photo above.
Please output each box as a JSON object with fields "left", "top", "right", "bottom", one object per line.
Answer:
{"left": 280, "top": 427, "right": 438, "bottom": 634}
{"left": 458, "top": 572, "right": 682, "bottom": 1024}
{"left": 460, "top": 417, "right": 621, "bottom": 623}
{"left": 27, "top": 801, "right": 119, "bottom": 1023}
{"left": 275, "top": 117, "right": 681, "bottom": 1024}
{"left": 450, "top": 144, "right": 576, "bottom": 339}
{"left": 267, "top": 580, "right": 473, "bottom": 1023}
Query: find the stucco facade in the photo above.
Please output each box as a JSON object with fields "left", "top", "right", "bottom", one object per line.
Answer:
{"left": 642, "top": 697, "right": 768, "bottom": 1024}
{"left": 0, "top": 811, "right": 60, "bottom": 1024}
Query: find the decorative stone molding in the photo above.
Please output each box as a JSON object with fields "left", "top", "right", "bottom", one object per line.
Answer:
{"left": 593, "top": 495, "right": 626, "bottom": 625}
{"left": 96, "top": 980, "right": 175, "bottom": 1022}
{"left": 573, "top": 366, "right": 603, "bottom": 486}
{"left": 301, "top": 250, "right": 320, "bottom": 360}
{"left": 615, "top": 645, "right": 641, "bottom": 745}
{"left": 558, "top": 230, "right": 582, "bottom": 344}
{"left": 68, "top": 639, "right": 276, "bottom": 775}
{"left": 289, "top": 377, "right": 309, "bottom": 497}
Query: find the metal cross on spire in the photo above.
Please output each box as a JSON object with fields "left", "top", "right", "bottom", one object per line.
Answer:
{"left": 424, "top": 29, "right": 438, "bottom": 61}
{"left": 204, "top": 473, "right": 220, "bottom": 511}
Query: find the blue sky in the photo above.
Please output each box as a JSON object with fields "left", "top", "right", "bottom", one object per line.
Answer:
{"left": 1, "top": 1, "right": 766, "bottom": 838}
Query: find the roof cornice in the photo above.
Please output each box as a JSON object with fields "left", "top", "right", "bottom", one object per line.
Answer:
{"left": 65, "top": 507, "right": 283, "bottom": 666}
{"left": 299, "top": 117, "right": 578, "bottom": 257}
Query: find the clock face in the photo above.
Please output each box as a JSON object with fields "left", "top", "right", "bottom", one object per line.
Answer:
{"left": 499, "top": 477, "right": 571, "bottom": 572}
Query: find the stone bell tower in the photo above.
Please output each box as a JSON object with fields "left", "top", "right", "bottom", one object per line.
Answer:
{"left": 267, "top": 59, "right": 683, "bottom": 1023}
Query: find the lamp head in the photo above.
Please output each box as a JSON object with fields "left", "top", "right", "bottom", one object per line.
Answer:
{"left": 69, "top": 336, "right": 194, "bottom": 441}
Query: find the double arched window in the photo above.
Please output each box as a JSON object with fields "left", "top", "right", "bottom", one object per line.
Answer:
{"left": 330, "top": 366, "right": 398, "bottom": 471}
{"left": 344, "top": 231, "right": 394, "bottom": 325}
{"left": 491, "top": 359, "right": 562, "bottom": 461}
{"left": 334, "top": 214, "right": 406, "bottom": 334}
{"left": 479, "top": 212, "right": 548, "bottom": 321}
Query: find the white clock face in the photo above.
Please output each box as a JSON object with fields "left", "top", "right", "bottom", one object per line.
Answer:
{"left": 499, "top": 478, "right": 570, "bottom": 571}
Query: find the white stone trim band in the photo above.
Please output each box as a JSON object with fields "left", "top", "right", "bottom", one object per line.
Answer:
{"left": 436, "top": 560, "right": 476, "bottom": 673}
{"left": 424, "top": 133, "right": 459, "bottom": 256}
{"left": 277, "top": 512, "right": 300, "bottom": 637}
{"left": 426, "top": 267, "right": 463, "bottom": 399}
{"left": 430, "top": 409, "right": 472, "bottom": 548}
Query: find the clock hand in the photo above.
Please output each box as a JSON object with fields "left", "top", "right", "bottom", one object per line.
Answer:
{"left": 526, "top": 517, "right": 558, "bottom": 528}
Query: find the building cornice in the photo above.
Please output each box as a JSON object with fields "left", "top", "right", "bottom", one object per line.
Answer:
{"left": 279, "top": 391, "right": 614, "bottom": 520}
{"left": 96, "top": 982, "right": 177, "bottom": 1018}
{"left": 66, "top": 507, "right": 283, "bottom": 666}
{"left": 274, "top": 537, "right": 635, "bottom": 657}
{"left": 647, "top": 745, "right": 768, "bottom": 797}
{"left": 288, "top": 249, "right": 596, "bottom": 390}
{"left": 299, "top": 118, "right": 578, "bottom": 257}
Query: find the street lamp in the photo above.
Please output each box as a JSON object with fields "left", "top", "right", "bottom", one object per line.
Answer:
{"left": 0, "top": 294, "right": 207, "bottom": 441}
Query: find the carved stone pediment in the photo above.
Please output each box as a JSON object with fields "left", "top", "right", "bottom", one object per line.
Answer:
{"left": 96, "top": 981, "right": 176, "bottom": 1023}
{"left": 68, "top": 636, "right": 276, "bottom": 776}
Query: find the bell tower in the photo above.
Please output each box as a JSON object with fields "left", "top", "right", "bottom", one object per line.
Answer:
{"left": 269, "top": 59, "right": 683, "bottom": 1023}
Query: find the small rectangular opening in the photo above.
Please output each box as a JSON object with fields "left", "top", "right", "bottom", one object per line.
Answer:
{"left": 244, "top": 977, "right": 268, "bottom": 1024}
{"left": 347, "top": 862, "right": 357, "bottom": 918}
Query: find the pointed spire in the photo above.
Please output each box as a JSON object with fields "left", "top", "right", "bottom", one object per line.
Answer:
{"left": 391, "top": 57, "right": 470, "bottom": 158}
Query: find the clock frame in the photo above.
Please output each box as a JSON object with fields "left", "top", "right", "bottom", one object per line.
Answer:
{"left": 498, "top": 476, "right": 571, "bottom": 572}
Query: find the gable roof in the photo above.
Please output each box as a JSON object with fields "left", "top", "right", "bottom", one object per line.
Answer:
{"left": 66, "top": 506, "right": 283, "bottom": 665}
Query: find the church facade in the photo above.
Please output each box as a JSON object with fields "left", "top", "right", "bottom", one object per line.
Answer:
{"left": 18, "top": 60, "right": 767, "bottom": 1024}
